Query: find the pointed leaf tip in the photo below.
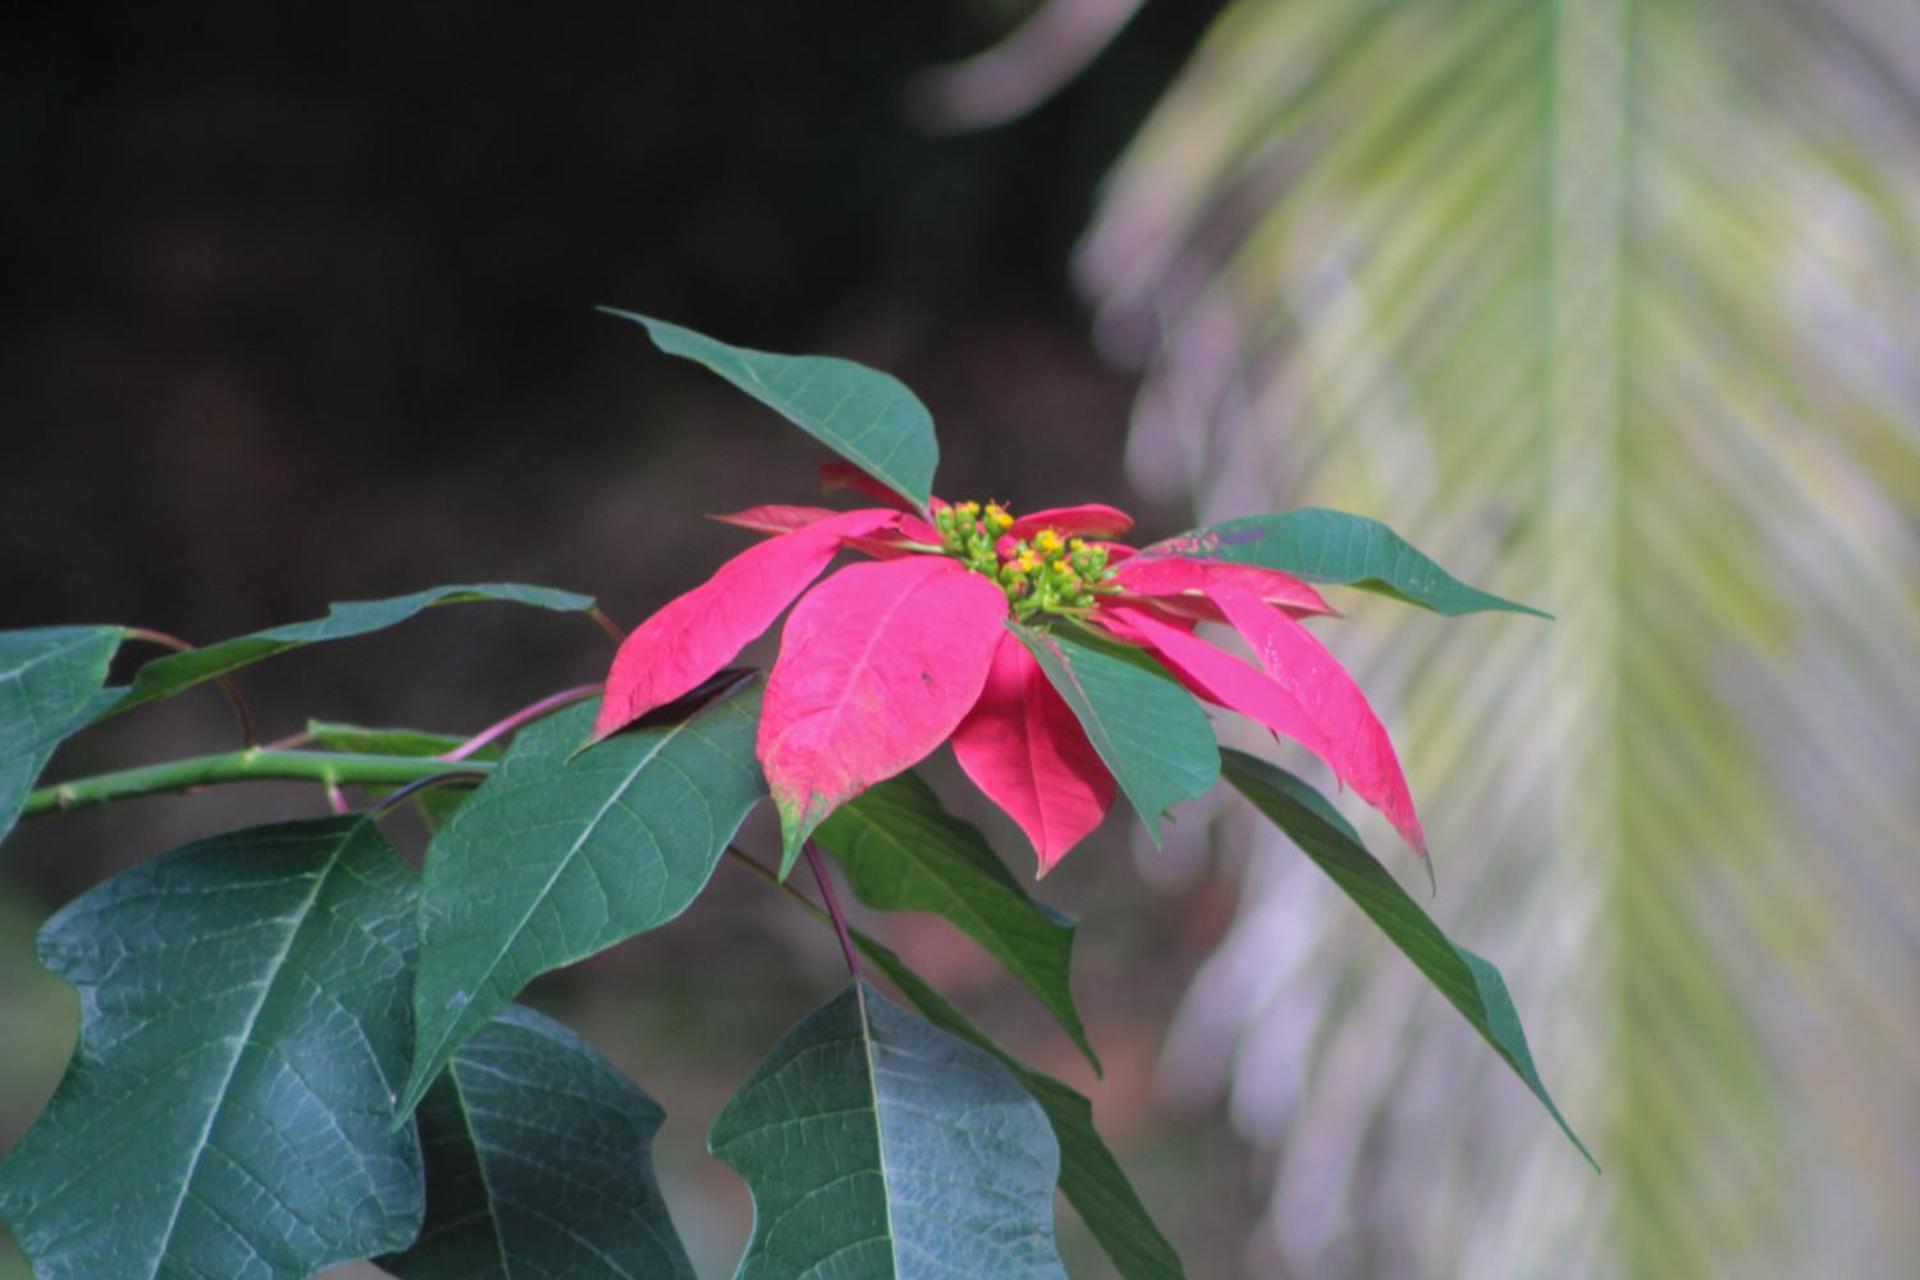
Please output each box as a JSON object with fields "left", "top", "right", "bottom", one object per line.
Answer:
{"left": 1223, "top": 749, "right": 1594, "bottom": 1170}
{"left": 602, "top": 308, "right": 939, "bottom": 510}
{"left": 98, "top": 584, "right": 595, "bottom": 726}
{"left": 759, "top": 555, "right": 1007, "bottom": 861}
{"left": 594, "top": 509, "right": 903, "bottom": 740}
{"left": 953, "top": 630, "right": 1117, "bottom": 873}
{"left": 1208, "top": 588, "right": 1427, "bottom": 854}
{"left": 1150, "top": 509, "right": 1547, "bottom": 618}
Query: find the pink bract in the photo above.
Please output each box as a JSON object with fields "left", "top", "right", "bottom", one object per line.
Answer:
{"left": 592, "top": 507, "right": 905, "bottom": 740}
{"left": 597, "top": 463, "right": 1425, "bottom": 873}
{"left": 952, "top": 631, "right": 1117, "bottom": 874}
{"left": 759, "top": 556, "right": 1007, "bottom": 860}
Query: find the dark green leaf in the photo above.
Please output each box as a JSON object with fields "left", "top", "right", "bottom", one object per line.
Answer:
{"left": 1150, "top": 508, "right": 1549, "bottom": 617}
{"left": 710, "top": 980, "right": 1068, "bottom": 1279}
{"left": 94, "top": 583, "right": 594, "bottom": 722}
{"left": 380, "top": 1004, "right": 694, "bottom": 1280}
{"left": 1011, "top": 621, "right": 1219, "bottom": 845}
{"left": 855, "top": 932, "right": 1185, "bottom": 1280}
{"left": 0, "top": 625, "right": 123, "bottom": 847}
{"left": 602, "top": 308, "right": 939, "bottom": 510}
{"left": 1222, "top": 749, "right": 1594, "bottom": 1167}
{"left": 402, "top": 683, "right": 766, "bottom": 1116}
{"left": 813, "top": 770, "right": 1101, "bottom": 1073}
{"left": 0, "top": 815, "right": 425, "bottom": 1279}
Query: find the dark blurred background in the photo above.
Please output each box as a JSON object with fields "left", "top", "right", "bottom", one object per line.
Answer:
{"left": 0, "top": 3, "right": 1251, "bottom": 1277}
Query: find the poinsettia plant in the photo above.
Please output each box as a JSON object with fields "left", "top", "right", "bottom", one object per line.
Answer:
{"left": 0, "top": 311, "right": 1589, "bottom": 1280}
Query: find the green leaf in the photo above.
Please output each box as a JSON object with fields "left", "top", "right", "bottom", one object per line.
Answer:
{"left": 94, "top": 583, "right": 595, "bottom": 722}
{"left": 1151, "top": 509, "right": 1548, "bottom": 617}
{"left": 601, "top": 308, "right": 939, "bottom": 510}
{"left": 402, "top": 683, "right": 766, "bottom": 1116}
{"left": 380, "top": 1004, "right": 694, "bottom": 1280}
{"left": 0, "top": 625, "right": 123, "bottom": 847}
{"left": 0, "top": 815, "right": 424, "bottom": 1279}
{"left": 710, "top": 980, "right": 1069, "bottom": 1279}
{"left": 1011, "top": 621, "right": 1219, "bottom": 845}
{"left": 853, "top": 931, "right": 1184, "bottom": 1280}
{"left": 812, "top": 770, "right": 1101, "bottom": 1074}
{"left": 1221, "top": 749, "right": 1594, "bottom": 1168}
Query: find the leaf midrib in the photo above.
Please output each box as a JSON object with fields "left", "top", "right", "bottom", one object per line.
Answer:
{"left": 143, "top": 822, "right": 352, "bottom": 1280}
{"left": 854, "top": 983, "right": 903, "bottom": 1278}
{"left": 411, "top": 714, "right": 701, "bottom": 1095}
{"left": 444, "top": 1061, "right": 514, "bottom": 1279}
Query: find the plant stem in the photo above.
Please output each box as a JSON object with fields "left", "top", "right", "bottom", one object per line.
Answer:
{"left": 728, "top": 845, "right": 866, "bottom": 978}
{"left": 588, "top": 605, "right": 627, "bottom": 646}
{"left": 804, "top": 840, "right": 863, "bottom": 979}
{"left": 122, "top": 628, "right": 258, "bottom": 748}
{"left": 22, "top": 751, "right": 498, "bottom": 819}
{"left": 370, "top": 769, "right": 491, "bottom": 815}
{"left": 441, "top": 683, "right": 602, "bottom": 762}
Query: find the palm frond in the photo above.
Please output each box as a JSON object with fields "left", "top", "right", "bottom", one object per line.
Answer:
{"left": 1081, "top": 1, "right": 1920, "bottom": 1275}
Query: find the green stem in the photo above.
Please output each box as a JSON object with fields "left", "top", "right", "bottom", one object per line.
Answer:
{"left": 23, "top": 750, "right": 498, "bottom": 819}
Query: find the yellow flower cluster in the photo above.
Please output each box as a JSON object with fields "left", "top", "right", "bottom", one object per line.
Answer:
{"left": 934, "top": 501, "right": 1113, "bottom": 617}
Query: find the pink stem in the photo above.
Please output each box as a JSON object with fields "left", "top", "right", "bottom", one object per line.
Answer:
{"left": 804, "top": 841, "right": 863, "bottom": 980}
{"left": 588, "top": 606, "right": 627, "bottom": 646}
{"left": 440, "top": 683, "right": 602, "bottom": 762}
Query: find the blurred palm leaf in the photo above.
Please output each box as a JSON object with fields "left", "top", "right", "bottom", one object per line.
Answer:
{"left": 1078, "top": 1, "right": 1920, "bottom": 1276}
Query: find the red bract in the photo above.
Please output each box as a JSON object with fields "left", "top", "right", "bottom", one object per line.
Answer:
{"left": 597, "top": 471, "right": 1425, "bottom": 872}
{"left": 953, "top": 632, "right": 1118, "bottom": 874}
